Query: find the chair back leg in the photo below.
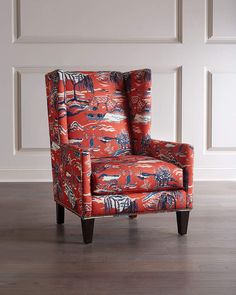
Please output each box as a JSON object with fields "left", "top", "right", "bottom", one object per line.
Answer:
{"left": 56, "top": 203, "right": 65, "bottom": 224}
{"left": 129, "top": 214, "right": 137, "bottom": 219}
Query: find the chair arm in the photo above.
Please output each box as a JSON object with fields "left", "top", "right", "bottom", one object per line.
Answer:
{"left": 51, "top": 142, "right": 92, "bottom": 217}
{"left": 147, "top": 139, "right": 194, "bottom": 209}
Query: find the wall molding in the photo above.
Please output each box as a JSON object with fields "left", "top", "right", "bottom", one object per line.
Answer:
{"left": 160, "top": 67, "right": 182, "bottom": 142}
{"left": 150, "top": 67, "right": 182, "bottom": 142}
{"left": 12, "top": 0, "right": 183, "bottom": 44}
{"left": 195, "top": 167, "right": 236, "bottom": 181}
{"left": 175, "top": 67, "right": 182, "bottom": 142}
{"left": 0, "top": 169, "right": 52, "bottom": 182}
{"left": 205, "top": 70, "right": 236, "bottom": 152}
{"left": 13, "top": 68, "right": 50, "bottom": 154}
{"left": 206, "top": 0, "right": 236, "bottom": 44}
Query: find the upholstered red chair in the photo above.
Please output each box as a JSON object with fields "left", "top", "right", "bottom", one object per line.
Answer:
{"left": 45, "top": 69, "right": 194, "bottom": 244}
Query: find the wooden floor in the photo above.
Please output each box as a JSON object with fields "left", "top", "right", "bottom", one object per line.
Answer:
{"left": 0, "top": 182, "right": 236, "bottom": 295}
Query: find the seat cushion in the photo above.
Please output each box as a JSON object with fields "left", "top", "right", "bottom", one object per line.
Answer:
{"left": 91, "top": 155, "right": 183, "bottom": 195}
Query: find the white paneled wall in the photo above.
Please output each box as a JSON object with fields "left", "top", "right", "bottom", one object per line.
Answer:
{"left": 16, "top": 0, "right": 180, "bottom": 43}
{"left": 0, "top": 0, "right": 236, "bottom": 181}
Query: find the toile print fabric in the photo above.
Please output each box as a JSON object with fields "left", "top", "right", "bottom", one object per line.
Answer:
{"left": 124, "top": 69, "right": 152, "bottom": 155}
{"left": 45, "top": 68, "right": 194, "bottom": 218}
{"left": 91, "top": 155, "right": 183, "bottom": 195}
{"left": 148, "top": 139, "right": 194, "bottom": 209}
{"left": 52, "top": 70, "right": 132, "bottom": 158}
{"left": 92, "top": 190, "right": 187, "bottom": 217}
{"left": 49, "top": 143, "right": 92, "bottom": 217}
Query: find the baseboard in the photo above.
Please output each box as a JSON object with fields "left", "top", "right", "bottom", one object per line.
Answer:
{"left": 0, "top": 169, "right": 52, "bottom": 182}
{"left": 194, "top": 168, "right": 236, "bottom": 181}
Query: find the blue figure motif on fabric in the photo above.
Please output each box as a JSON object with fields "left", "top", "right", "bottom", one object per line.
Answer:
{"left": 158, "top": 192, "right": 177, "bottom": 210}
{"left": 138, "top": 166, "right": 174, "bottom": 188}
{"left": 104, "top": 195, "right": 137, "bottom": 214}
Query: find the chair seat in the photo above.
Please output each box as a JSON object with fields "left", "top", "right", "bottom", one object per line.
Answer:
{"left": 91, "top": 155, "right": 183, "bottom": 195}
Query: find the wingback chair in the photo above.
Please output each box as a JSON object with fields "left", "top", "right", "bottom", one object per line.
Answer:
{"left": 45, "top": 69, "right": 194, "bottom": 244}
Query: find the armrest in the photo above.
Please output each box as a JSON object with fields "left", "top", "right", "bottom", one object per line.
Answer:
{"left": 52, "top": 142, "right": 92, "bottom": 217}
{"left": 61, "top": 144, "right": 91, "bottom": 195}
{"left": 148, "top": 139, "right": 194, "bottom": 209}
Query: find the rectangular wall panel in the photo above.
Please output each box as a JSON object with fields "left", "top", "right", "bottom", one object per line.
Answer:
{"left": 17, "top": 71, "right": 50, "bottom": 150}
{"left": 151, "top": 70, "right": 181, "bottom": 142}
{"left": 15, "top": 0, "right": 181, "bottom": 43}
{"left": 207, "top": 0, "right": 236, "bottom": 42}
{"left": 208, "top": 72, "right": 236, "bottom": 150}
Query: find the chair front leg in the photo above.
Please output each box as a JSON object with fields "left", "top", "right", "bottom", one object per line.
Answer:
{"left": 176, "top": 211, "right": 190, "bottom": 235}
{"left": 81, "top": 218, "right": 95, "bottom": 244}
{"left": 56, "top": 203, "right": 65, "bottom": 224}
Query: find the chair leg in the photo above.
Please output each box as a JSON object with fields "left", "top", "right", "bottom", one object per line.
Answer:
{"left": 56, "top": 203, "right": 65, "bottom": 224}
{"left": 176, "top": 211, "right": 190, "bottom": 235}
{"left": 81, "top": 218, "right": 95, "bottom": 244}
{"left": 129, "top": 214, "right": 137, "bottom": 219}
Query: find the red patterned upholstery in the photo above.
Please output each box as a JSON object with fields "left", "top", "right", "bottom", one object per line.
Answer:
{"left": 148, "top": 139, "right": 194, "bottom": 209}
{"left": 92, "top": 190, "right": 187, "bottom": 217}
{"left": 66, "top": 71, "right": 132, "bottom": 157}
{"left": 124, "top": 69, "right": 152, "bottom": 155}
{"left": 91, "top": 155, "right": 183, "bottom": 195}
{"left": 45, "top": 69, "right": 194, "bottom": 219}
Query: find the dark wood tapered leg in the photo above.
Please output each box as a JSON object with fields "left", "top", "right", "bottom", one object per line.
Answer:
{"left": 129, "top": 214, "right": 137, "bottom": 219}
{"left": 176, "top": 211, "right": 190, "bottom": 235}
{"left": 81, "top": 218, "right": 95, "bottom": 244}
{"left": 56, "top": 203, "right": 64, "bottom": 224}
